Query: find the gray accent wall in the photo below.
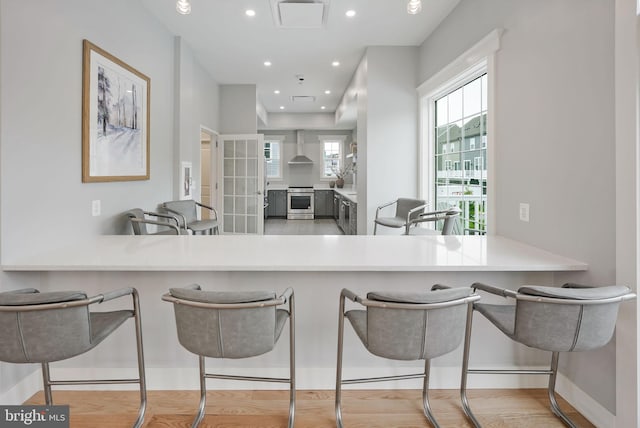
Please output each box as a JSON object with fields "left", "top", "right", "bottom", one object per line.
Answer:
{"left": 418, "top": 0, "right": 617, "bottom": 412}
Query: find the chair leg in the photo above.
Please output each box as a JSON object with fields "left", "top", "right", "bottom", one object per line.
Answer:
{"left": 41, "top": 363, "right": 53, "bottom": 405}
{"left": 422, "top": 359, "right": 440, "bottom": 428}
{"left": 132, "top": 289, "right": 147, "bottom": 428}
{"left": 548, "top": 352, "right": 577, "bottom": 428}
{"left": 335, "top": 294, "right": 346, "bottom": 428}
{"left": 288, "top": 293, "right": 296, "bottom": 428}
{"left": 373, "top": 222, "right": 378, "bottom": 235}
{"left": 460, "top": 303, "right": 481, "bottom": 428}
{"left": 192, "top": 356, "right": 207, "bottom": 428}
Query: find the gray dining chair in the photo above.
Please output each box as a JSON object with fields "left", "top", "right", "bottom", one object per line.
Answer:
{"left": 126, "top": 208, "right": 186, "bottom": 235}
{"left": 461, "top": 282, "right": 636, "bottom": 428}
{"left": 373, "top": 198, "right": 427, "bottom": 235}
{"left": 161, "top": 200, "right": 219, "bottom": 235}
{"left": 406, "top": 207, "right": 461, "bottom": 235}
{"left": 162, "top": 285, "right": 295, "bottom": 428}
{"left": 0, "top": 287, "right": 147, "bottom": 428}
{"left": 336, "top": 286, "right": 480, "bottom": 428}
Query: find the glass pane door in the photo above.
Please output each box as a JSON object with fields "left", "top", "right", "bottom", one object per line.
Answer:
{"left": 220, "top": 134, "right": 264, "bottom": 234}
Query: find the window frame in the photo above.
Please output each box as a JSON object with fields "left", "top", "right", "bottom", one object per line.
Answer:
{"left": 318, "top": 135, "right": 347, "bottom": 181}
{"left": 263, "top": 135, "right": 284, "bottom": 180}
{"left": 418, "top": 29, "right": 501, "bottom": 235}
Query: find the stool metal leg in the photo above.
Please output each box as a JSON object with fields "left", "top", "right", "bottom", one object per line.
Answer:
{"left": 132, "top": 289, "right": 147, "bottom": 428}
{"left": 422, "top": 359, "right": 440, "bottom": 428}
{"left": 548, "top": 352, "right": 577, "bottom": 428}
{"left": 288, "top": 293, "right": 296, "bottom": 428}
{"left": 335, "top": 293, "right": 346, "bottom": 428}
{"left": 192, "top": 355, "right": 207, "bottom": 428}
{"left": 41, "top": 363, "right": 53, "bottom": 405}
{"left": 460, "top": 302, "right": 481, "bottom": 428}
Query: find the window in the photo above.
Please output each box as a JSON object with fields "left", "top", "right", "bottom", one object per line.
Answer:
{"left": 433, "top": 74, "right": 488, "bottom": 234}
{"left": 418, "top": 29, "right": 500, "bottom": 235}
{"left": 319, "top": 135, "right": 346, "bottom": 179}
{"left": 264, "top": 136, "right": 283, "bottom": 179}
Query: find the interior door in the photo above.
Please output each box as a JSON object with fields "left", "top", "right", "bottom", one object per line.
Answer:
{"left": 220, "top": 134, "right": 264, "bottom": 234}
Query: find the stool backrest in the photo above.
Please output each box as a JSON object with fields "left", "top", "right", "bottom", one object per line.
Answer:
{"left": 514, "top": 285, "right": 631, "bottom": 352}
{"left": 0, "top": 289, "right": 92, "bottom": 363}
{"left": 364, "top": 288, "right": 474, "bottom": 360}
{"left": 168, "top": 288, "right": 281, "bottom": 359}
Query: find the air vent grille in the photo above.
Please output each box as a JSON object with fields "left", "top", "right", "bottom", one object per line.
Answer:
{"left": 270, "top": 0, "right": 330, "bottom": 28}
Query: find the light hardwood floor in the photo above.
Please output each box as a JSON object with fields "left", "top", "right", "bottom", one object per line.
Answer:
{"left": 24, "top": 389, "right": 594, "bottom": 427}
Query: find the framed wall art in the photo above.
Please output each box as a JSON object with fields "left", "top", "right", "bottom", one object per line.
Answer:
{"left": 82, "top": 39, "right": 150, "bottom": 182}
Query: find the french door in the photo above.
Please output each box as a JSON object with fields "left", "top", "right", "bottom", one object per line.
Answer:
{"left": 219, "top": 134, "right": 264, "bottom": 234}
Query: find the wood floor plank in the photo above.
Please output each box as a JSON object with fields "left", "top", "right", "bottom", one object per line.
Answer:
{"left": 24, "top": 389, "right": 595, "bottom": 427}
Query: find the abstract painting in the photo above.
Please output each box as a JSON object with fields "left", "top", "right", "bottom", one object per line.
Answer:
{"left": 82, "top": 40, "right": 150, "bottom": 182}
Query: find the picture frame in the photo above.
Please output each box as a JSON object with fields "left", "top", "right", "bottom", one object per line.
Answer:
{"left": 180, "top": 161, "right": 193, "bottom": 200}
{"left": 82, "top": 39, "right": 150, "bottom": 182}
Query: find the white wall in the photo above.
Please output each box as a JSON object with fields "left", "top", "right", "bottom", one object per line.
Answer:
{"left": 364, "top": 47, "right": 419, "bottom": 235}
{"left": 418, "top": 0, "right": 618, "bottom": 413}
{"left": 262, "top": 130, "right": 353, "bottom": 187}
{"left": 175, "top": 37, "right": 220, "bottom": 202}
{"left": 219, "top": 85, "right": 257, "bottom": 134}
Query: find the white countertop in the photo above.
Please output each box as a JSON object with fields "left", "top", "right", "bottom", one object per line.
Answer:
{"left": 1, "top": 235, "right": 587, "bottom": 272}
{"left": 332, "top": 187, "right": 357, "bottom": 203}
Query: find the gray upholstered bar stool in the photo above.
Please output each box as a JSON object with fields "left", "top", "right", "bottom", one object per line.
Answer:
{"left": 461, "top": 283, "right": 636, "bottom": 428}
{"left": 162, "top": 285, "right": 295, "bottom": 428}
{"left": 335, "top": 286, "right": 480, "bottom": 428}
{"left": 0, "top": 287, "right": 147, "bottom": 428}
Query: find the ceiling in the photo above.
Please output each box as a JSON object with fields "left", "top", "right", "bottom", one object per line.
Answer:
{"left": 139, "top": 0, "right": 460, "bottom": 115}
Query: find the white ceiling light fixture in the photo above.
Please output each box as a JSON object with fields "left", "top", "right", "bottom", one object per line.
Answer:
{"left": 246, "top": 9, "right": 256, "bottom": 17}
{"left": 324, "top": 90, "right": 331, "bottom": 94}
{"left": 332, "top": 61, "right": 340, "bottom": 67}
{"left": 280, "top": 106, "right": 285, "bottom": 110}
{"left": 407, "top": 0, "right": 422, "bottom": 14}
{"left": 274, "top": 90, "right": 280, "bottom": 94}
{"left": 345, "top": 10, "right": 356, "bottom": 17}
{"left": 321, "top": 106, "right": 326, "bottom": 110}
{"left": 264, "top": 61, "right": 272, "bottom": 67}
{"left": 176, "top": 0, "right": 191, "bottom": 15}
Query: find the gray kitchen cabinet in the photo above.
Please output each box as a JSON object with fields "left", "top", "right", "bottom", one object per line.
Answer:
{"left": 314, "top": 190, "right": 334, "bottom": 217}
{"left": 267, "top": 190, "right": 287, "bottom": 218}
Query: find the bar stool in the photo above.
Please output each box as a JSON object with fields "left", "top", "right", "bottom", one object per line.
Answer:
{"left": 0, "top": 287, "right": 147, "bottom": 428}
{"left": 461, "top": 282, "right": 636, "bottom": 427}
{"left": 162, "top": 285, "right": 295, "bottom": 428}
{"left": 335, "top": 286, "right": 480, "bottom": 427}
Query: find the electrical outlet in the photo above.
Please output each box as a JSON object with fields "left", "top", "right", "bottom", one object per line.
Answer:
{"left": 92, "top": 200, "right": 101, "bottom": 217}
{"left": 519, "top": 203, "right": 529, "bottom": 222}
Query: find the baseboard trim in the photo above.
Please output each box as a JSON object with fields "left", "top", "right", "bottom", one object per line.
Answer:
{"left": 556, "top": 373, "right": 615, "bottom": 428}
{"left": 0, "top": 371, "right": 42, "bottom": 405}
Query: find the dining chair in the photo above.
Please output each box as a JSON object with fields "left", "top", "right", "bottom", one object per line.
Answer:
{"left": 373, "top": 198, "right": 427, "bottom": 235}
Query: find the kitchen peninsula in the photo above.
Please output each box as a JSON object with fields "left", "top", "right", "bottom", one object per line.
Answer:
{"left": 2, "top": 235, "right": 587, "bottom": 396}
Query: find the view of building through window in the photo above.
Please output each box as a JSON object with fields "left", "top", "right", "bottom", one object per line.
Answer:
{"left": 264, "top": 140, "right": 281, "bottom": 179}
{"left": 322, "top": 140, "right": 342, "bottom": 178}
{"left": 434, "top": 74, "right": 487, "bottom": 234}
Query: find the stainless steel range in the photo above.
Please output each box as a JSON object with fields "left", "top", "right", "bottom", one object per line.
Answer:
{"left": 287, "top": 186, "right": 314, "bottom": 220}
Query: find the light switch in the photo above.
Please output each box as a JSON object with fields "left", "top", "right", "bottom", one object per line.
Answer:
{"left": 519, "top": 203, "right": 529, "bottom": 222}
{"left": 92, "top": 200, "right": 101, "bottom": 217}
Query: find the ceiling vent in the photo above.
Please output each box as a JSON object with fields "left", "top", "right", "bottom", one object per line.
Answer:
{"left": 270, "top": 0, "right": 330, "bottom": 29}
{"left": 291, "top": 95, "right": 316, "bottom": 104}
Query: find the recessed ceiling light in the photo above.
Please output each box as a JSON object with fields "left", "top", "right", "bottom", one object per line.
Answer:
{"left": 176, "top": 0, "right": 191, "bottom": 14}
{"left": 274, "top": 90, "right": 280, "bottom": 94}
{"left": 321, "top": 106, "right": 326, "bottom": 110}
{"left": 264, "top": 61, "right": 272, "bottom": 67}
{"left": 324, "top": 90, "right": 331, "bottom": 94}
{"left": 345, "top": 10, "right": 356, "bottom": 17}
{"left": 332, "top": 61, "right": 340, "bottom": 67}
{"left": 245, "top": 9, "right": 256, "bottom": 17}
{"left": 279, "top": 106, "right": 285, "bottom": 110}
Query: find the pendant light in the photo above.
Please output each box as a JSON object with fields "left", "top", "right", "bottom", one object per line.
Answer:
{"left": 407, "top": 0, "right": 422, "bottom": 15}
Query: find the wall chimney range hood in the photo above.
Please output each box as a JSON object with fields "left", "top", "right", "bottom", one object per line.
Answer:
{"left": 288, "top": 130, "right": 314, "bottom": 165}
